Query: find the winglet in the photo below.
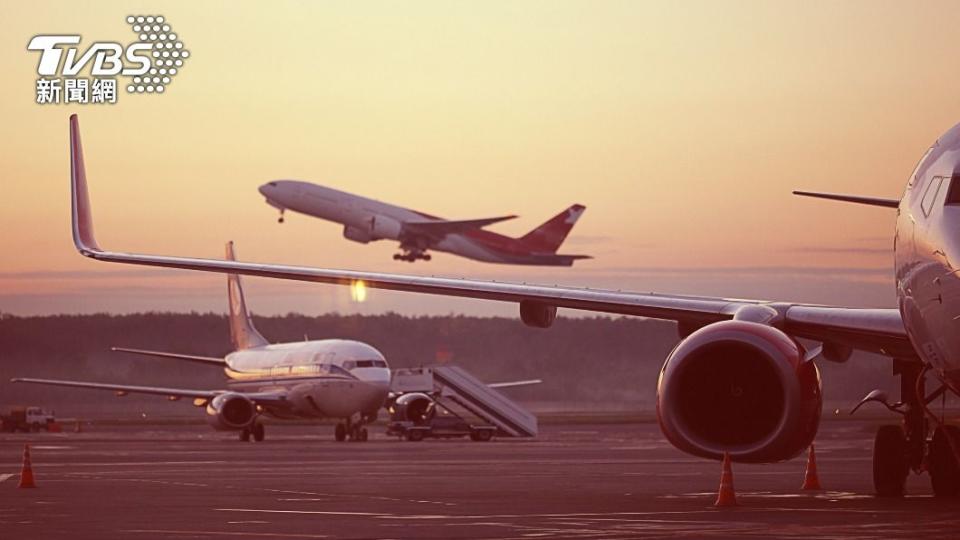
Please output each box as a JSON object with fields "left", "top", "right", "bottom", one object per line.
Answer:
{"left": 792, "top": 190, "right": 899, "bottom": 209}
{"left": 70, "top": 114, "right": 101, "bottom": 254}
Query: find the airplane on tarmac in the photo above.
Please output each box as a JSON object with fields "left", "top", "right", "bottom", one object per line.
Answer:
{"left": 14, "top": 242, "right": 392, "bottom": 443}
{"left": 48, "top": 114, "right": 960, "bottom": 497}
{"left": 258, "top": 179, "right": 590, "bottom": 265}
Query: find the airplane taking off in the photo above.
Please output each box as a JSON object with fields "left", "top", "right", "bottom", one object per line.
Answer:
{"left": 59, "top": 114, "right": 960, "bottom": 497}
{"left": 258, "top": 180, "right": 590, "bottom": 265}
{"left": 13, "top": 242, "right": 392, "bottom": 442}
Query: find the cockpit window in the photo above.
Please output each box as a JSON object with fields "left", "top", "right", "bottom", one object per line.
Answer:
{"left": 921, "top": 176, "right": 945, "bottom": 216}
{"left": 268, "top": 181, "right": 278, "bottom": 187}
{"left": 344, "top": 359, "right": 387, "bottom": 369}
{"left": 946, "top": 176, "right": 960, "bottom": 205}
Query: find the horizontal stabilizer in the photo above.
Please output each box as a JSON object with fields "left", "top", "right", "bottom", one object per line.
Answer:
{"left": 488, "top": 378, "right": 543, "bottom": 389}
{"left": 405, "top": 215, "right": 517, "bottom": 237}
{"left": 793, "top": 190, "right": 899, "bottom": 208}
{"left": 111, "top": 347, "right": 226, "bottom": 366}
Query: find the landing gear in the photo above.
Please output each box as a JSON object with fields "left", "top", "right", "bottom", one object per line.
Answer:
{"left": 873, "top": 425, "right": 907, "bottom": 496}
{"left": 930, "top": 425, "right": 960, "bottom": 497}
{"left": 240, "top": 421, "right": 265, "bottom": 442}
{"left": 394, "top": 241, "right": 431, "bottom": 262}
{"left": 277, "top": 209, "right": 285, "bottom": 223}
{"left": 334, "top": 416, "right": 370, "bottom": 442}
{"left": 393, "top": 252, "right": 431, "bottom": 262}
{"left": 857, "top": 359, "right": 960, "bottom": 497}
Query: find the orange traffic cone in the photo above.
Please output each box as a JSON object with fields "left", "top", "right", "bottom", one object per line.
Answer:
{"left": 801, "top": 444, "right": 822, "bottom": 490}
{"left": 17, "top": 444, "right": 36, "bottom": 489}
{"left": 714, "top": 452, "right": 737, "bottom": 507}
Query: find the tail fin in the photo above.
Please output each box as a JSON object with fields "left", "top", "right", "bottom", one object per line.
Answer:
{"left": 225, "top": 242, "right": 269, "bottom": 350}
{"left": 518, "top": 204, "right": 586, "bottom": 253}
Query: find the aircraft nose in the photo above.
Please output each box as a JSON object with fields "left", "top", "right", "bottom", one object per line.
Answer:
{"left": 258, "top": 182, "right": 275, "bottom": 196}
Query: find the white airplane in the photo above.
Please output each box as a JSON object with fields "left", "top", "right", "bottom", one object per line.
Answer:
{"left": 259, "top": 179, "right": 590, "bottom": 265}
{"left": 52, "top": 114, "right": 960, "bottom": 497}
{"left": 13, "top": 241, "right": 392, "bottom": 443}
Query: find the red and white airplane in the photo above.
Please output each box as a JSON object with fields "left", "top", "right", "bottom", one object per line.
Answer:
{"left": 259, "top": 179, "right": 590, "bottom": 265}
{"left": 54, "top": 114, "right": 960, "bottom": 496}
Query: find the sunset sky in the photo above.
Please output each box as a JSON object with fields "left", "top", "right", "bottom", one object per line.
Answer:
{"left": 2, "top": 1, "right": 959, "bottom": 317}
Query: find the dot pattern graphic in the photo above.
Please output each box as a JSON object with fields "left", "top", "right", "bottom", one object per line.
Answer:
{"left": 125, "top": 15, "right": 188, "bottom": 94}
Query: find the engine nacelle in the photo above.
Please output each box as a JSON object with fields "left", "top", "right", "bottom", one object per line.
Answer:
{"left": 520, "top": 300, "right": 557, "bottom": 328}
{"left": 343, "top": 225, "right": 373, "bottom": 244}
{"left": 205, "top": 393, "right": 257, "bottom": 431}
{"left": 389, "top": 393, "right": 436, "bottom": 425}
{"left": 370, "top": 216, "right": 403, "bottom": 240}
{"left": 656, "top": 320, "right": 821, "bottom": 463}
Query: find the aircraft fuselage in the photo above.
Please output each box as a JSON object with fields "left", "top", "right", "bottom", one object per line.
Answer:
{"left": 896, "top": 124, "right": 960, "bottom": 389}
{"left": 225, "top": 339, "right": 391, "bottom": 420}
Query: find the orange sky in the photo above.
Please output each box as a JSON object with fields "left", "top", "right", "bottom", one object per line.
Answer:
{"left": 2, "top": 1, "right": 959, "bottom": 316}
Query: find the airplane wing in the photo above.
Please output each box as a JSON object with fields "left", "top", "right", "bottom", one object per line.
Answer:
{"left": 111, "top": 347, "right": 226, "bottom": 366}
{"left": 66, "top": 114, "right": 917, "bottom": 360}
{"left": 403, "top": 215, "right": 518, "bottom": 238}
{"left": 11, "top": 377, "right": 290, "bottom": 406}
{"left": 11, "top": 377, "right": 220, "bottom": 399}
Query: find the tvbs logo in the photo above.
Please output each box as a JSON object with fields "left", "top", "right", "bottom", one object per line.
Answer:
{"left": 27, "top": 15, "right": 190, "bottom": 105}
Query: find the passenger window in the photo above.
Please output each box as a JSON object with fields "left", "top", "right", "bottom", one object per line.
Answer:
{"left": 921, "top": 176, "right": 944, "bottom": 216}
{"left": 946, "top": 177, "right": 960, "bottom": 205}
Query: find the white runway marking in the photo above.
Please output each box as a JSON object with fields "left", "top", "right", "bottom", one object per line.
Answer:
{"left": 218, "top": 508, "right": 389, "bottom": 517}
{"left": 122, "top": 530, "right": 328, "bottom": 538}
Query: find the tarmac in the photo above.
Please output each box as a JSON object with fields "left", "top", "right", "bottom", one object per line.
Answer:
{"left": 1, "top": 419, "right": 957, "bottom": 539}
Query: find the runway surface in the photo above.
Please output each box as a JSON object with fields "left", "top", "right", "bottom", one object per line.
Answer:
{"left": 0, "top": 419, "right": 956, "bottom": 539}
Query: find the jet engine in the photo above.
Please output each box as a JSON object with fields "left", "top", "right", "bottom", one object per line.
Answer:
{"left": 389, "top": 393, "right": 436, "bottom": 425}
{"left": 205, "top": 393, "right": 257, "bottom": 430}
{"left": 369, "top": 216, "right": 403, "bottom": 241}
{"left": 519, "top": 300, "right": 557, "bottom": 328}
{"left": 343, "top": 226, "right": 373, "bottom": 244}
{"left": 656, "top": 320, "right": 821, "bottom": 463}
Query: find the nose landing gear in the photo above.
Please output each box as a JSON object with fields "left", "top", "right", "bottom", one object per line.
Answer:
{"left": 277, "top": 209, "right": 285, "bottom": 224}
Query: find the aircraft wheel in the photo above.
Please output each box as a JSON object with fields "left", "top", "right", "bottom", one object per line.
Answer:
{"left": 423, "top": 255, "right": 432, "bottom": 261}
{"left": 252, "top": 422, "right": 265, "bottom": 442}
{"left": 240, "top": 428, "right": 251, "bottom": 442}
{"left": 472, "top": 429, "right": 493, "bottom": 442}
{"left": 874, "top": 424, "right": 908, "bottom": 497}
{"left": 930, "top": 425, "right": 960, "bottom": 497}
{"left": 335, "top": 422, "right": 347, "bottom": 442}
{"left": 406, "top": 430, "right": 424, "bottom": 442}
